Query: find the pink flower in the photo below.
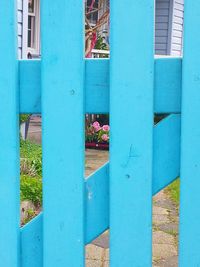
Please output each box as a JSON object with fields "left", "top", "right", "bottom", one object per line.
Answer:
{"left": 92, "top": 121, "right": 101, "bottom": 132}
{"left": 95, "top": 126, "right": 101, "bottom": 132}
{"left": 101, "top": 134, "right": 109, "bottom": 142}
{"left": 102, "top": 125, "right": 110, "bottom": 132}
{"left": 92, "top": 121, "right": 100, "bottom": 128}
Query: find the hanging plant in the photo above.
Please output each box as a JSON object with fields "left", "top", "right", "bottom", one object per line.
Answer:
{"left": 85, "top": 0, "right": 110, "bottom": 57}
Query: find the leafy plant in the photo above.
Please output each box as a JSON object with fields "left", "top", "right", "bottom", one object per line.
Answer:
{"left": 20, "top": 175, "right": 42, "bottom": 207}
{"left": 95, "top": 35, "right": 108, "bottom": 51}
{"left": 20, "top": 114, "right": 31, "bottom": 125}
{"left": 20, "top": 140, "right": 42, "bottom": 208}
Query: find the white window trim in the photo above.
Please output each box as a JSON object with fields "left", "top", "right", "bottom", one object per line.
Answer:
{"left": 22, "top": 0, "right": 40, "bottom": 59}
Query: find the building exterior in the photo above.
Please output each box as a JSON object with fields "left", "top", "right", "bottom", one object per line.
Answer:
{"left": 155, "top": 0, "right": 184, "bottom": 56}
{"left": 17, "top": 0, "right": 184, "bottom": 59}
{"left": 18, "top": 0, "right": 40, "bottom": 59}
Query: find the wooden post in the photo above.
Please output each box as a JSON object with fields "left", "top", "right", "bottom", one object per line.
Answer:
{"left": 41, "top": 0, "right": 85, "bottom": 266}
{"left": 0, "top": 1, "right": 20, "bottom": 266}
{"left": 110, "top": 0, "right": 154, "bottom": 266}
{"left": 179, "top": 1, "right": 200, "bottom": 265}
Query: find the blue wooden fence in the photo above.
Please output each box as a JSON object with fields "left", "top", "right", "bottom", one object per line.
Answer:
{"left": 0, "top": 0, "right": 198, "bottom": 266}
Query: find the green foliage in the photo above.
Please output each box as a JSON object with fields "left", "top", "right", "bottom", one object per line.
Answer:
{"left": 166, "top": 178, "right": 180, "bottom": 205}
{"left": 20, "top": 114, "right": 31, "bottom": 124}
{"left": 20, "top": 140, "right": 42, "bottom": 176}
{"left": 20, "top": 140, "right": 42, "bottom": 208}
{"left": 20, "top": 175, "right": 42, "bottom": 207}
{"left": 95, "top": 35, "right": 108, "bottom": 51}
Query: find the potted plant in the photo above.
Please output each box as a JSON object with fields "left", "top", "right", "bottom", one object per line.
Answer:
{"left": 85, "top": 121, "right": 109, "bottom": 150}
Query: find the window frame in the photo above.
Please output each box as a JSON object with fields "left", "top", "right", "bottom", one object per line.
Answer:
{"left": 22, "top": 0, "right": 40, "bottom": 58}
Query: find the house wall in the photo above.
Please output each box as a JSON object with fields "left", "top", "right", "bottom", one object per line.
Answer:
{"left": 17, "top": 0, "right": 23, "bottom": 59}
{"left": 17, "top": 0, "right": 184, "bottom": 57}
{"left": 170, "top": 0, "right": 184, "bottom": 56}
{"left": 155, "top": 0, "right": 172, "bottom": 55}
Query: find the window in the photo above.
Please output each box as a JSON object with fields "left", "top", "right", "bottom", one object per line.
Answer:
{"left": 23, "top": 0, "right": 40, "bottom": 58}
{"left": 28, "top": 0, "right": 36, "bottom": 48}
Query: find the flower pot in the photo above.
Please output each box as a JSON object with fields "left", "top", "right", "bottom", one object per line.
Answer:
{"left": 85, "top": 142, "right": 109, "bottom": 150}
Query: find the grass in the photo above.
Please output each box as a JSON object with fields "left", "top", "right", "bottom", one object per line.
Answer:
{"left": 20, "top": 139, "right": 42, "bottom": 159}
{"left": 165, "top": 178, "right": 180, "bottom": 205}
{"left": 20, "top": 140, "right": 42, "bottom": 176}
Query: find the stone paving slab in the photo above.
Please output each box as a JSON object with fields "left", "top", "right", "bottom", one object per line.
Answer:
{"left": 93, "top": 232, "right": 109, "bottom": 249}
{"left": 153, "top": 231, "right": 174, "bottom": 245}
{"left": 86, "top": 259, "right": 103, "bottom": 267}
{"left": 27, "top": 116, "right": 42, "bottom": 144}
{"left": 87, "top": 191, "right": 178, "bottom": 267}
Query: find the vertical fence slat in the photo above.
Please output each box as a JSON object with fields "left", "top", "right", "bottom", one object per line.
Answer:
{"left": 41, "top": 0, "right": 85, "bottom": 266}
{"left": 0, "top": 1, "right": 20, "bottom": 266}
{"left": 179, "top": 1, "right": 200, "bottom": 266}
{"left": 110, "top": 0, "right": 154, "bottom": 266}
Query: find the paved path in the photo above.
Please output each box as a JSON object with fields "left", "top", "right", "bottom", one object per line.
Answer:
{"left": 27, "top": 116, "right": 42, "bottom": 144}
{"left": 85, "top": 150, "right": 179, "bottom": 267}
{"left": 27, "top": 117, "right": 179, "bottom": 266}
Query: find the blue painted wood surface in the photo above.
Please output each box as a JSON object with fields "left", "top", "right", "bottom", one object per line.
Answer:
{"left": 85, "top": 163, "right": 109, "bottom": 243}
{"left": 41, "top": 0, "right": 85, "bottom": 266}
{"left": 110, "top": 0, "right": 154, "bottom": 265}
{"left": 0, "top": 1, "right": 187, "bottom": 265}
{"left": 20, "top": 114, "right": 181, "bottom": 266}
{"left": 154, "top": 58, "right": 182, "bottom": 114}
{"left": 19, "top": 58, "right": 182, "bottom": 114}
{"left": 21, "top": 215, "right": 43, "bottom": 267}
{"left": 0, "top": 1, "right": 20, "bottom": 266}
{"left": 19, "top": 60, "right": 41, "bottom": 113}
{"left": 153, "top": 115, "right": 180, "bottom": 194}
{"left": 179, "top": 1, "right": 200, "bottom": 266}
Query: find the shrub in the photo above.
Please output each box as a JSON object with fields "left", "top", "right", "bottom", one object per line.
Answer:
{"left": 20, "top": 114, "right": 31, "bottom": 125}
{"left": 20, "top": 140, "right": 42, "bottom": 208}
{"left": 20, "top": 175, "right": 42, "bottom": 207}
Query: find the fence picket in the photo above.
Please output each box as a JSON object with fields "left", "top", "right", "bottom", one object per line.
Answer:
{"left": 41, "top": 0, "right": 85, "bottom": 266}
{"left": 2, "top": 1, "right": 200, "bottom": 266}
{"left": 110, "top": 0, "right": 154, "bottom": 266}
{"left": 0, "top": 1, "right": 20, "bottom": 266}
{"left": 179, "top": 1, "right": 200, "bottom": 266}
{"left": 19, "top": 58, "right": 182, "bottom": 115}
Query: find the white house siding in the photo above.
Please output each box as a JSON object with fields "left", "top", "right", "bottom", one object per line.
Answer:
{"left": 170, "top": 0, "right": 184, "bottom": 56}
{"left": 155, "top": 0, "right": 172, "bottom": 55}
{"left": 17, "top": 0, "right": 23, "bottom": 59}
